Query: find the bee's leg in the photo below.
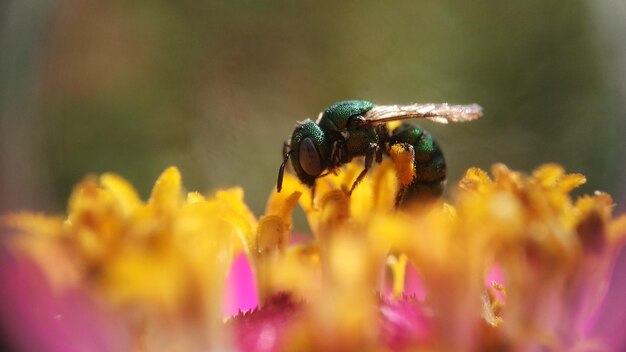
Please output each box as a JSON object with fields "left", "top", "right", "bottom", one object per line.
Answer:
{"left": 277, "top": 150, "right": 291, "bottom": 192}
{"left": 329, "top": 139, "right": 344, "bottom": 169}
{"left": 348, "top": 143, "right": 380, "bottom": 196}
{"left": 282, "top": 140, "right": 290, "bottom": 161}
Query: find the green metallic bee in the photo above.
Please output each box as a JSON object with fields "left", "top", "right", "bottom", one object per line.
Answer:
{"left": 277, "top": 100, "right": 482, "bottom": 206}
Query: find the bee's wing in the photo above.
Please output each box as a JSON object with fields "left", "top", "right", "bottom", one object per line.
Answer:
{"left": 363, "top": 103, "right": 482, "bottom": 124}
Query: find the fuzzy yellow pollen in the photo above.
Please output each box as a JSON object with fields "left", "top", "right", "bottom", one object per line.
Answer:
{"left": 388, "top": 143, "right": 416, "bottom": 187}
{"left": 459, "top": 167, "right": 492, "bottom": 191}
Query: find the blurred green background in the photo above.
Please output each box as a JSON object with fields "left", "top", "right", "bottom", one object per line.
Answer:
{"left": 1, "top": 0, "right": 626, "bottom": 346}
{"left": 1, "top": 0, "right": 625, "bottom": 215}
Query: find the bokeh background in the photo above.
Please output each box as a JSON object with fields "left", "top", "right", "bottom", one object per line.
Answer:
{"left": 1, "top": 0, "right": 625, "bottom": 348}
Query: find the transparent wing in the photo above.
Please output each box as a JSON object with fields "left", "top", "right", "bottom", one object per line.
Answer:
{"left": 363, "top": 103, "right": 483, "bottom": 124}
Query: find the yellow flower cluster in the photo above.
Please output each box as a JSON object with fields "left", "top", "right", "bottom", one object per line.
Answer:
{"left": 4, "top": 168, "right": 255, "bottom": 350}
{"left": 3, "top": 162, "right": 625, "bottom": 351}
{"left": 269, "top": 162, "right": 626, "bottom": 350}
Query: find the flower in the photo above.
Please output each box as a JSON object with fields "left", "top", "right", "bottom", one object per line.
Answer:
{"left": 2, "top": 168, "right": 253, "bottom": 350}
{"left": 2, "top": 162, "right": 625, "bottom": 351}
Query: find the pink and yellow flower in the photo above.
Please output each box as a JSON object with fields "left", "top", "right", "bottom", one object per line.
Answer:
{"left": 2, "top": 161, "right": 625, "bottom": 351}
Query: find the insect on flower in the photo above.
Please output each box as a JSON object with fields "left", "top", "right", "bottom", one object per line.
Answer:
{"left": 277, "top": 100, "right": 482, "bottom": 206}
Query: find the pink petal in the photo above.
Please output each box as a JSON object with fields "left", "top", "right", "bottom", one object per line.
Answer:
{"left": 223, "top": 253, "right": 258, "bottom": 317}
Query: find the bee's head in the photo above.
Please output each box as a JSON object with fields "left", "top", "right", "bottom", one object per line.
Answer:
{"left": 288, "top": 120, "right": 330, "bottom": 187}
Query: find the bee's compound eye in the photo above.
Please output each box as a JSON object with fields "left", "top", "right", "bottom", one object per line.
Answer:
{"left": 299, "top": 137, "right": 322, "bottom": 176}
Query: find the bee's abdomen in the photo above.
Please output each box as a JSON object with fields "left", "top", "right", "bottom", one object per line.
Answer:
{"left": 389, "top": 123, "right": 446, "bottom": 202}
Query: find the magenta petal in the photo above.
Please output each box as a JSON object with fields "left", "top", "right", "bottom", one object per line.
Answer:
{"left": 379, "top": 295, "right": 432, "bottom": 349}
{"left": 0, "top": 256, "right": 130, "bottom": 351}
{"left": 223, "top": 253, "right": 258, "bottom": 317}
{"left": 404, "top": 264, "right": 427, "bottom": 301}
{"left": 229, "top": 293, "right": 301, "bottom": 352}
{"left": 229, "top": 293, "right": 433, "bottom": 351}
{"left": 485, "top": 264, "right": 504, "bottom": 286}
{"left": 383, "top": 262, "right": 427, "bottom": 301}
